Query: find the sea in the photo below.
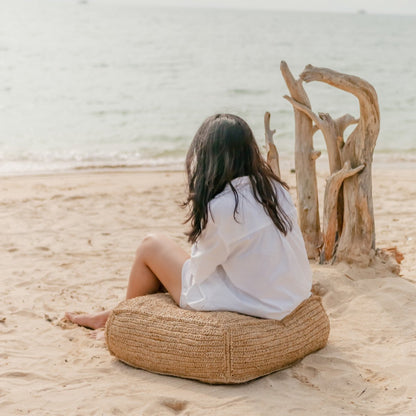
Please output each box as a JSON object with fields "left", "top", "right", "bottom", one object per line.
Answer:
{"left": 0, "top": 0, "right": 415, "bottom": 175}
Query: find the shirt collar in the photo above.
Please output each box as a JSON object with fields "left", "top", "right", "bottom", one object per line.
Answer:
{"left": 229, "top": 176, "right": 250, "bottom": 188}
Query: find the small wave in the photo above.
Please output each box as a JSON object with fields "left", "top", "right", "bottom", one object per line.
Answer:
{"left": 228, "top": 88, "right": 269, "bottom": 96}
{"left": 73, "top": 161, "right": 184, "bottom": 173}
{"left": 0, "top": 150, "right": 186, "bottom": 176}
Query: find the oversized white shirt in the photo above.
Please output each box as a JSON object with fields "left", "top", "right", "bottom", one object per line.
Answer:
{"left": 180, "top": 176, "right": 312, "bottom": 320}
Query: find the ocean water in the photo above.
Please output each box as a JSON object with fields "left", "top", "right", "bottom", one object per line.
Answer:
{"left": 0, "top": 0, "right": 415, "bottom": 175}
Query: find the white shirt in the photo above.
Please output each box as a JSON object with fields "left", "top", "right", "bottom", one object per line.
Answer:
{"left": 180, "top": 176, "right": 312, "bottom": 320}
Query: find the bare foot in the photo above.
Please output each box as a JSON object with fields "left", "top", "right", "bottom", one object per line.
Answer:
{"left": 65, "top": 310, "right": 111, "bottom": 330}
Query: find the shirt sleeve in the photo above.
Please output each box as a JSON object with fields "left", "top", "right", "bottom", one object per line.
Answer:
{"left": 189, "top": 213, "right": 229, "bottom": 285}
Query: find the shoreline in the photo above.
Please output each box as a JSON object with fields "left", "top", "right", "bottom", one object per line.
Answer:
{"left": 1, "top": 149, "right": 415, "bottom": 179}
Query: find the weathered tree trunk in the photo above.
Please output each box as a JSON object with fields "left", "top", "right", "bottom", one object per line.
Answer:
{"left": 264, "top": 112, "right": 281, "bottom": 178}
{"left": 282, "top": 95, "right": 360, "bottom": 261}
{"left": 322, "top": 161, "right": 364, "bottom": 262}
{"left": 280, "top": 61, "right": 322, "bottom": 259}
{"left": 300, "top": 65, "right": 380, "bottom": 266}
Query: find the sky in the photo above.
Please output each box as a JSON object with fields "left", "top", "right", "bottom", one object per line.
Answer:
{"left": 120, "top": 0, "right": 416, "bottom": 16}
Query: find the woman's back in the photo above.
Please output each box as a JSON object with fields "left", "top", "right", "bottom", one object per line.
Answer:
{"left": 180, "top": 176, "right": 312, "bottom": 319}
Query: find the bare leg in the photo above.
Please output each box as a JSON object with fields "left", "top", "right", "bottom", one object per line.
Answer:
{"left": 65, "top": 234, "right": 189, "bottom": 329}
{"left": 125, "top": 233, "right": 189, "bottom": 303}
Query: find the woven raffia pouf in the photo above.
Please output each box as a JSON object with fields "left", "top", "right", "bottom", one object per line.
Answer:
{"left": 105, "top": 293, "right": 330, "bottom": 384}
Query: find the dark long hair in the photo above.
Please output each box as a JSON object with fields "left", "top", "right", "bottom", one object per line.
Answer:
{"left": 183, "top": 114, "right": 292, "bottom": 243}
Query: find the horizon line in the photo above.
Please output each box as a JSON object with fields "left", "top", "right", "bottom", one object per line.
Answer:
{"left": 108, "top": 1, "right": 416, "bottom": 18}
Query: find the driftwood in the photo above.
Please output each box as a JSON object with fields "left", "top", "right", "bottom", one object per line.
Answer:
{"left": 280, "top": 62, "right": 380, "bottom": 266}
{"left": 322, "top": 161, "right": 364, "bottom": 262}
{"left": 280, "top": 61, "right": 322, "bottom": 259}
{"left": 300, "top": 65, "right": 380, "bottom": 266}
{"left": 282, "top": 95, "right": 360, "bottom": 244}
{"left": 282, "top": 97, "right": 358, "bottom": 175}
{"left": 264, "top": 112, "right": 281, "bottom": 178}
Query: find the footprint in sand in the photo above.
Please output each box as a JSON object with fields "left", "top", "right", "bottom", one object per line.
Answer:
{"left": 142, "top": 398, "right": 189, "bottom": 415}
{"left": 160, "top": 398, "right": 188, "bottom": 413}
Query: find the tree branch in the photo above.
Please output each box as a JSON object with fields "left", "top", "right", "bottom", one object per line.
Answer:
{"left": 310, "top": 150, "right": 321, "bottom": 161}
{"left": 321, "top": 161, "right": 365, "bottom": 262}
{"left": 264, "top": 111, "right": 276, "bottom": 146}
{"left": 280, "top": 61, "right": 321, "bottom": 258}
{"left": 264, "top": 112, "right": 281, "bottom": 178}
{"left": 335, "top": 113, "right": 359, "bottom": 136}
{"left": 300, "top": 65, "right": 378, "bottom": 109}
{"left": 300, "top": 65, "right": 380, "bottom": 153}
{"left": 283, "top": 95, "right": 322, "bottom": 127}
{"left": 280, "top": 61, "right": 311, "bottom": 107}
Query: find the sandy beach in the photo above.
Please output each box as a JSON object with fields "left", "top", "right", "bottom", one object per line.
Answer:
{"left": 1, "top": 158, "right": 415, "bottom": 415}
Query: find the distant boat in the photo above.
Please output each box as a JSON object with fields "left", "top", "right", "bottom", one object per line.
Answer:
{"left": 357, "top": 9, "right": 367, "bottom": 14}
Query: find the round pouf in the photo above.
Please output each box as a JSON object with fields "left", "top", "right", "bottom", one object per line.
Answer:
{"left": 105, "top": 293, "right": 330, "bottom": 384}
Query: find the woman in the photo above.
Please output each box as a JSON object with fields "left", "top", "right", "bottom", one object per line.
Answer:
{"left": 66, "top": 114, "right": 312, "bottom": 329}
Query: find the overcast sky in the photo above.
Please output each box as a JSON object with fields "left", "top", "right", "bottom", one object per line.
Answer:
{"left": 125, "top": 0, "right": 416, "bottom": 15}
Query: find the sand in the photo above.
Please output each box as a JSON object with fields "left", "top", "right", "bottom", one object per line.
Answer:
{"left": 1, "top": 158, "right": 415, "bottom": 415}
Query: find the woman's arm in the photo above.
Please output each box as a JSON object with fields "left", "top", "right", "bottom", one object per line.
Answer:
{"left": 189, "top": 214, "right": 229, "bottom": 285}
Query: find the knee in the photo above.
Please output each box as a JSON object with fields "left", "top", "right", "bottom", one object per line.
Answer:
{"left": 136, "top": 233, "right": 163, "bottom": 257}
